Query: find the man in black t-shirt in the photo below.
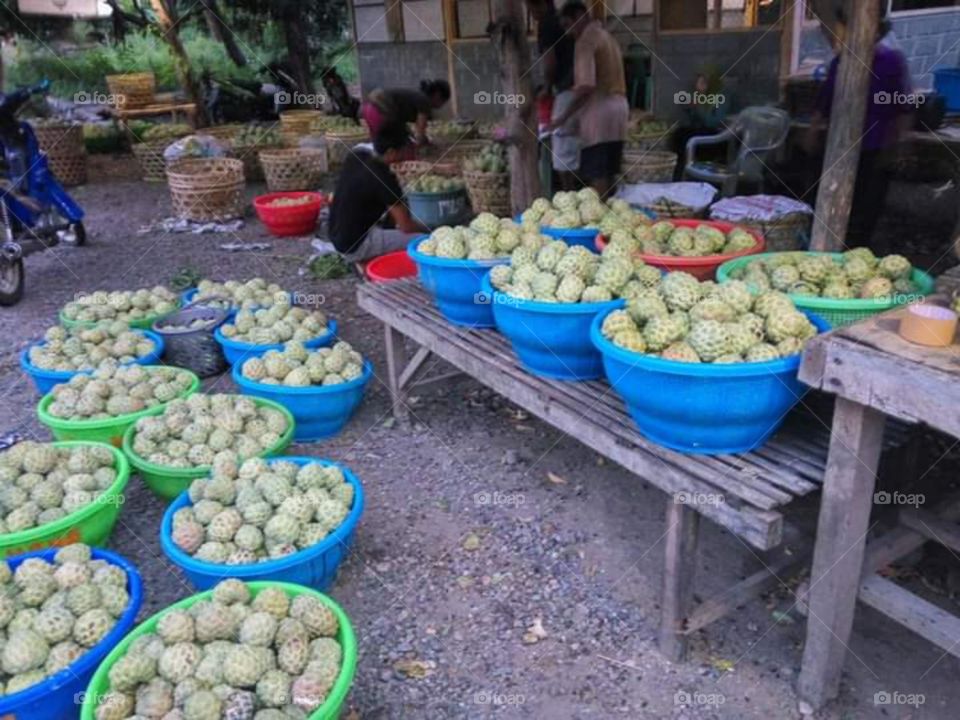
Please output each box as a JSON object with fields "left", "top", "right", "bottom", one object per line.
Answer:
{"left": 328, "top": 132, "right": 430, "bottom": 262}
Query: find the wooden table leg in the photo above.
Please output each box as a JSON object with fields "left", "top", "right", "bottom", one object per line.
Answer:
{"left": 798, "top": 397, "right": 886, "bottom": 708}
{"left": 660, "top": 499, "right": 700, "bottom": 662}
{"left": 384, "top": 324, "right": 409, "bottom": 425}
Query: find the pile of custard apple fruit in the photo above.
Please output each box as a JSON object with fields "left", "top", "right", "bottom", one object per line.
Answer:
{"left": 600, "top": 272, "right": 818, "bottom": 363}
{"left": 61, "top": 287, "right": 179, "bottom": 325}
{"left": 219, "top": 305, "right": 329, "bottom": 347}
{"left": 416, "top": 215, "right": 544, "bottom": 261}
{"left": 609, "top": 221, "right": 757, "bottom": 258}
{"left": 29, "top": 325, "right": 156, "bottom": 372}
{"left": 240, "top": 341, "right": 365, "bottom": 387}
{"left": 0, "top": 442, "right": 119, "bottom": 533}
{"left": 45, "top": 366, "right": 194, "bottom": 421}
{"left": 128, "top": 394, "right": 289, "bottom": 470}
{"left": 192, "top": 278, "right": 288, "bottom": 310}
{"left": 171, "top": 456, "right": 354, "bottom": 565}
{"left": 726, "top": 248, "right": 918, "bottom": 299}
{"left": 519, "top": 189, "right": 647, "bottom": 230}
{"left": 0, "top": 544, "right": 131, "bottom": 697}
{"left": 92, "top": 579, "right": 343, "bottom": 719}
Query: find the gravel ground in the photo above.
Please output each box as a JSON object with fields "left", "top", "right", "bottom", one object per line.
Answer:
{"left": 0, "top": 158, "right": 958, "bottom": 719}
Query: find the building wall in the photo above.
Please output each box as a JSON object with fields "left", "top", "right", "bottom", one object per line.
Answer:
{"left": 355, "top": 40, "right": 536, "bottom": 121}
{"left": 356, "top": 26, "right": 781, "bottom": 122}
{"left": 799, "top": 9, "right": 960, "bottom": 89}
{"left": 654, "top": 29, "right": 781, "bottom": 120}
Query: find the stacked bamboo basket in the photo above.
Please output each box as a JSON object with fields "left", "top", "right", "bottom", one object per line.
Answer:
{"left": 33, "top": 122, "right": 88, "bottom": 186}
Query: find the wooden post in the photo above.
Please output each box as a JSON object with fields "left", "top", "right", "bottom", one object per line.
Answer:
{"left": 659, "top": 500, "right": 700, "bottom": 662}
{"left": 442, "top": 0, "right": 460, "bottom": 117}
{"left": 385, "top": 0, "right": 404, "bottom": 43}
{"left": 490, "top": 0, "right": 541, "bottom": 212}
{"left": 712, "top": 0, "right": 723, "bottom": 29}
{"left": 797, "top": 397, "right": 886, "bottom": 708}
{"left": 148, "top": 0, "right": 209, "bottom": 127}
{"left": 808, "top": 0, "right": 880, "bottom": 251}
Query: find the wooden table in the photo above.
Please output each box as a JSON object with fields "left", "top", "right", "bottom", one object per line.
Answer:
{"left": 358, "top": 278, "right": 911, "bottom": 661}
{"left": 797, "top": 304, "right": 960, "bottom": 708}
{"left": 110, "top": 94, "right": 198, "bottom": 127}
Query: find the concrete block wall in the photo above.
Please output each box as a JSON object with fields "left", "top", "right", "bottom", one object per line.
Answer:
{"left": 798, "top": 9, "right": 960, "bottom": 90}
{"left": 653, "top": 29, "right": 781, "bottom": 120}
{"left": 355, "top": 40, "right": 514, "bottom": 120}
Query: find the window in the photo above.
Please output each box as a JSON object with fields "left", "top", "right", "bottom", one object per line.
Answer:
{"left": 453, "top": 0, "right": 531, "bottom": 39}
{"left": 403, "top": 0, "right": 446, "bottom": 41}
{"left": 353, "top": 0, "right": 390, "bottom": 43}
{"left": 609, "top": 0, "right": 654, "bottom": 17}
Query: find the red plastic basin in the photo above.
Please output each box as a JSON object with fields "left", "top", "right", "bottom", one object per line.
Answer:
{"left": 596, "top": 219, "right": 764, "bottom": 280}
{"left": 365, "top": 250, "right": 417, "bottom": 282}
{"left": 254, "top": 192, "right": 325, "bottom": 237}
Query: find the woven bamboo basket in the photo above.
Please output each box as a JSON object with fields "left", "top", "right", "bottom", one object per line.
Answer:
{"left": 106, "top": 72, "right": 156, "bottom": 110}
{"left": 464, "top": 170, "right": 511, "bottom": 216}
{"left": 132, "top": 138, "right": 180, "bottom": 182}
{"left": 734, "top": 213, "right": 811, "bottom": 252}
{"left": 232, "top": 141, "right": 283, "bottom": 182}
{"left": 280, "top": 110, "right": 324, "bottom": 147}
{"left": 621, "top": 150, "right": 678, "bottom": 184}
{"left": 392, "top": 160, "right": 460, "bottom": 186}
{"left": 166, "top": 158, "right": 245, "bottom": 222}
{"left": 431, "top": 139, "right": 489, "bottom": 166}
{"left": 259, "top": 148, "right": 327, "bottom": 192}
{"left": 33, "top": 123, "right": 84, "bottom": 157}
{"left": 202, "top": 124, "right": 245, "bottom": 141}
{"left": 47, "top": 152, "right": 88, "bottom": 187}
{"left": 324, "top": 129, "right": 368, "bottom": 170}
{"left": 627, "top": 130, "right": 670, "bottom": 153}
{"left": 636, "top": 199, "right": 707, "bottom": 219}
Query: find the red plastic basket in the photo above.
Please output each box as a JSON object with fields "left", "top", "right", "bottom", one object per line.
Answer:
{"left": 596, "top": 219, "right": 764, "bottom": 280}
{"left": 365, "top": 250, "right": 417, "bottom": 282}
{"left": 253, "top": 191, "right": 325, "bottom": 237}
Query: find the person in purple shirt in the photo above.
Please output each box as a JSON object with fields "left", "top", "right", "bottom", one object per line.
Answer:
{"left": 809, "top": 6, "right": 913, "bottom": 249}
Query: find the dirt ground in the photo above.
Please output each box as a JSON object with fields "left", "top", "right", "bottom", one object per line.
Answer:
{"left": 1, "top": 155, "right": 959, "bottom": 719}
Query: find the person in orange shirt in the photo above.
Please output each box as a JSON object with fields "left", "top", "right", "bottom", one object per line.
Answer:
{"left": 549, "top": 1, "right": 629, "bottom": 198}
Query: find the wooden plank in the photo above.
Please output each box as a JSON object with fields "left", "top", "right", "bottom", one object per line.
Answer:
{"left": 359, "top": 286, "right": 784, "bottom": 548}
{"left": 684, "top": 550, "right": 811, "bottom": 635}
{"left": 383, "top": 324, "right": 409, "bottom": 425}
{"left": 373, "top": 284, "right": 796, "bottom": 511}
{"left": 659, "top": 501, "right": 700, "bottom": 661}
{"left": 398, "top": 346, "right": 432, "bottom": 389}
{"left": 862, "top": 495, "right": 960, "bottom": 575}
{"left": 818, "top": 338, "right": 960, "bottom": 439}
{"left": 859, "top": 575, "right": 960, "bottom": 658}
{"left": 798, "top": 398, "right": 886, "bottom": 708}
{"left": 836, "top": 303, "right": 960, "bottom": 376}
{"left": 899, "top": 509, "right": 960, "bottom": 556}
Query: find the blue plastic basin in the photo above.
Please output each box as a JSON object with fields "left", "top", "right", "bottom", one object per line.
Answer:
{"left": 483, "top": 273, "right": 624, "bottom": 381}
{"left": 214, "top": 319, "right": 338, "bottom": 366}
{"left": 0, "top": 547, "right": 142, "bottom": 720}
{"left": 541, "top": 226, "right": 601, "bottom": 249}
{"left": 407, "top": 236, "right": 509, "bottom": 328}
{"left": 21, "top": 330, "right": 165, "bottom": 395}
{"left": 934, "top": 68, "right": 960, "bottom": 111}
{"left": 160, "top": 456, "right": 364, "bottom": 591}
{"left": 232, "top": 359, "right": 372, "bottom": 441}
{"left": 590, "top": 309, "right": 830, "bottom": 454}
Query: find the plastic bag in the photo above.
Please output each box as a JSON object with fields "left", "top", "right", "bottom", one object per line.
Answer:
{"left": 163, "top": 134, "right": 231, "bottom": 162}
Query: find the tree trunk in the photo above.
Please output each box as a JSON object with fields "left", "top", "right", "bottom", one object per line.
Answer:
{"left": 280, "top": 9, "right": 314, "bottom": 94}
{"left": 202, "top": 0, "right": 246, "bottom": 67}
{"left": 490, "top": 0, "right": 540, "bottom": 213}
{"left": 808, "top": 0, "right": 879, "bottom": 251}
{"left": 149, "top": 0, "right": 209, "bottom": 127}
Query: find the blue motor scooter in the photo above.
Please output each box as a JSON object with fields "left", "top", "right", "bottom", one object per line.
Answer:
{"left": 0, "top": 81, "right": 85, "bottom": 306}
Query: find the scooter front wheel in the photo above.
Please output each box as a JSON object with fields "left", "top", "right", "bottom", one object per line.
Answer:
{"left": 57, "top": 221, "right": 86, "bottom": 247}
{"left": 0, "top": 258, "right": 24, "bottom": 306}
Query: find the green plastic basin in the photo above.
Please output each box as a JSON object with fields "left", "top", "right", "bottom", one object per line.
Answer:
{"left": 716, "top": 251, "right": 936, "bottom": 328}
{"left": 80, "top": 581, "right": 357, "bottom": 720}
{"left": 36, "top": 367, "right": 201, "bottom": 448}
{"left": 0, "top": 441, "right": 130, "bottom": 559}
{"left": 122, "top": 397, "right": 295, "bottom": 501}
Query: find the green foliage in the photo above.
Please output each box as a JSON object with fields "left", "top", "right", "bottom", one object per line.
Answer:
{"left": 308, "top": 254, "right": 351, "bottom": 280}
